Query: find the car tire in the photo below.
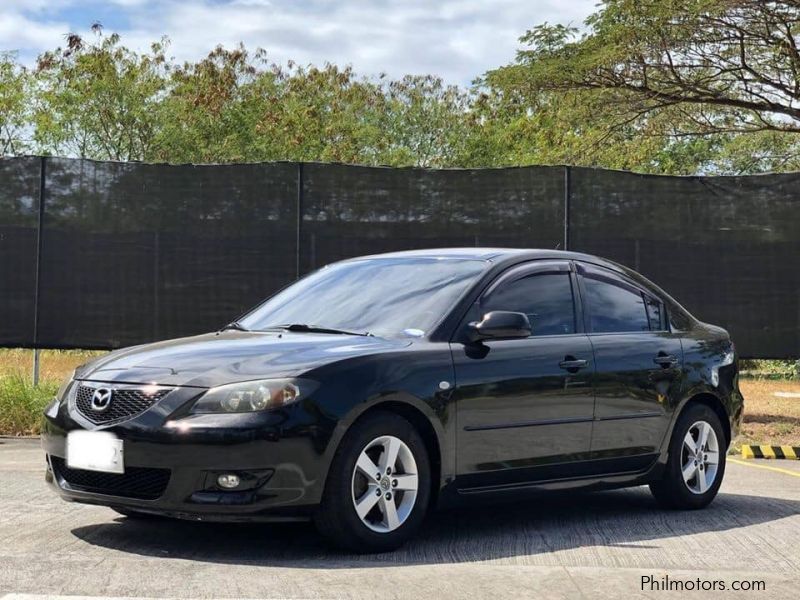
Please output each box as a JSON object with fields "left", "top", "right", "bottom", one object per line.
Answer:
{"left": 314, "top": 410, "right": 431, "bottom": 553}
{"left": 650, "top": 403, "right": 727, "bottom": 509}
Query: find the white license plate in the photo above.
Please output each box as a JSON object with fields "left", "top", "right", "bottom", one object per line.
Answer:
{"left": 67, "top": 430, "right": 124, "bottom": 474}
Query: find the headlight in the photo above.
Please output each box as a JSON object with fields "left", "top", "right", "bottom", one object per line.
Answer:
{"left": 190, "top": 378, "right": 318, "bottom": 414}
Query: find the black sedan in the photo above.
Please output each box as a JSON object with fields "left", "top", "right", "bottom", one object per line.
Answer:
{"left": 42, "top": 248, "right": 743, "bottom": 552}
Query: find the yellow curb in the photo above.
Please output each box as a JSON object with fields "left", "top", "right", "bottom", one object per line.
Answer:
{"left": 741, "top": 445, "right": 799, "bottom": 459}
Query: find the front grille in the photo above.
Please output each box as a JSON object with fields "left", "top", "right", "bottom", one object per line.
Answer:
{"left": 75, "top": 384, "right": 171, "bottom": 425}
{"left": 51, "top": 456, "right": 170, "bottom": 500}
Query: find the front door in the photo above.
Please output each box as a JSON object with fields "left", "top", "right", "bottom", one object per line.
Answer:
{"left": 451, "top": 261, "right": 596, "bottom": 489}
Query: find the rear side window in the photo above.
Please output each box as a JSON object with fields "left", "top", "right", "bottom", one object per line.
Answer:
{"left": 644, "top": 295, "right": 664, "bottom": 330}
{"left": 483, "top": 272, "right": 575, "bottom": 336}
{"left": 582, "top": 273, "right": 649, "bottom": 333}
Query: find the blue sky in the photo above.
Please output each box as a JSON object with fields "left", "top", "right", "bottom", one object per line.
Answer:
{"left": 1, "top": 1, "right": 597, "bottom": 85}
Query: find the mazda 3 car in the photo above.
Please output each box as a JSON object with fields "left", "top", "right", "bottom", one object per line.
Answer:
{"left": 42, "top": 248, "right": 743, "bottom": 552}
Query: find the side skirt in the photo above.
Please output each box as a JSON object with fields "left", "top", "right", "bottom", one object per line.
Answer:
{"left": 451, "top": 453, "right": 661, "bottom": 498}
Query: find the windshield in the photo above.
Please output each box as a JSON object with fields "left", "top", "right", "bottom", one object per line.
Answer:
{"left": 239, "top": 257, "right": 488, "bottom": 338}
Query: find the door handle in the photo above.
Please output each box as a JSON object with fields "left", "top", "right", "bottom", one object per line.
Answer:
{"left": 559, "top": 356, "right": 588, "bottom": 371}
{"left": 653, "top": 354, "right": 678, "bottom": 368}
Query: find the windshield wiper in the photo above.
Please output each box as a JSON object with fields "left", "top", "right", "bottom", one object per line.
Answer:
{"left": 220, "top": 321, "right": 249, "bottom": 332}
{"left": 265, "top": 323, "right": 372, "bottom": 336}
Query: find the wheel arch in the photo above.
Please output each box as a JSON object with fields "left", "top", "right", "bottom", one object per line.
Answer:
{"left": 319, "top": 394, "right": 448, "bottom": 508}
{"left": 357, "top": 400, "right": 442, "bottom": 508}
{"left": 671, "top": 391, "right": 732, "bottom": 449}
{"left": 683, "top": 393, "right": 732, "bottom": 447}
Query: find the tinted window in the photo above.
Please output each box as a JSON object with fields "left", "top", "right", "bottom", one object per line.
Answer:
{"left": 644, "top": 295, "right": 664, "bottom": 330}
{"left": 583, "top": 275, "right": 649, "bottom": 333}
{"left": 483, "top": 272, "right": 575, "bottom": 336}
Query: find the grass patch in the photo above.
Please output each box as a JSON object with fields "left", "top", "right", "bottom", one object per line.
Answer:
{"left": 0, "top": 349, "right": 105, "bottom": 436}
{"left": 0, "top": 373, "right": 58, "bottom": 435}
{"left": 732, "top": 379, "right": 800, "bottom": 451}
{"left": 739, "top": 359, "right": 798, "bottom": 380}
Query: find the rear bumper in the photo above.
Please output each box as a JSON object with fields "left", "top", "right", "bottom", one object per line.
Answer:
{"left": 41, "top": 386, "right": 333, "bottom": 521}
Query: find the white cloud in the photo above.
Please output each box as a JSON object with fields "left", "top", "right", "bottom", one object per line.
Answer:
{"left": 1, "top": 0, "right": 73, "bottom": 10}
{"left": 0, "top": 12, "right": 71, "bottom": 57}
{"left": 0, "top": 0, "right": 598, "bottom": 84}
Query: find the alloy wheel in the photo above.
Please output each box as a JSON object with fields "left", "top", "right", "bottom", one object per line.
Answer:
{"left": 350, "top": 435, "right": 418, "bottom": 533}
{"left": 681, "top": 420, "right": 720, "bottom": 494}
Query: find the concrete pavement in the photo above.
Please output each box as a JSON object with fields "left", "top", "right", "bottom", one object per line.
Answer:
{"left": 2, "top": 438, "right": 799, "bottom": 599}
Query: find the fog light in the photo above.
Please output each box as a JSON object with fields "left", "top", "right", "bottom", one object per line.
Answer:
{"left": 217, "top": 474, "right": 240, "bottom": 489}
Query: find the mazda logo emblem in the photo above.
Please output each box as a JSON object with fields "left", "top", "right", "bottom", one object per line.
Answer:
{"left": 90, "top": 388, "right": 113, "bottom": 413}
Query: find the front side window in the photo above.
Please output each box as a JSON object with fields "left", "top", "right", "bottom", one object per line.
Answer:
{"left": 482, "top": 272, "right": 576, "bottom": 336}
{"left": 582, "top": 272, "right": 649, "bottom": 333}
{"left": 240, "top": 257, "right": 488, "bottom": 338}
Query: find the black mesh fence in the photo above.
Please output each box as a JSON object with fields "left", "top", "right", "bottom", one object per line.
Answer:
{"left": 0, "top": 157, "right": 40, "bottom": 347}
{"left": 35, "top": 159, "right": 298, "bottom": 348}
{"left": 0, "top": 157, "right": 796, "bottom": 357}
{"left": 300, "top": 164, "right": 564, "bottom": 272}
{"left": 568, "top": 167, "right": 800, "bottom": 358}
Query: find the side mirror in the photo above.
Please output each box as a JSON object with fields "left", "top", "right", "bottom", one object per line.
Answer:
{"left": 467, "top": 311, "right": 531, "bottom": 342}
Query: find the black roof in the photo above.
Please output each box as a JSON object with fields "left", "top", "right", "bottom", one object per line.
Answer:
{"left": 348, "top": 247, "right": 600, "bottom": 262}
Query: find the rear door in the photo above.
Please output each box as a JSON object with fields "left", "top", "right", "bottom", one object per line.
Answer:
{"left": 576, "top": 262, "right": 683, "bottom": 467}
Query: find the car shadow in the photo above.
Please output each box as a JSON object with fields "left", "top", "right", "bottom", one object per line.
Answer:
{"left": 70, "top": 487, "right": 800, "bottom": 567}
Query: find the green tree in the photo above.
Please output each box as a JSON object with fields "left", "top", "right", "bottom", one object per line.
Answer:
{"left": 149, "top": 45, "right": 275, "bottom": 163}
{"left": 6, "top": 15, "right": 800, "bottom": 174}
{"left": 152, "top": 48, "right": 471, "bottom": 167}
{"left": 152, "top": 50, "right": 390, "bottom": 164}
{"left": 0, "top": 53, "right": 30, "bottom": 155}
{"left": 33, "top": 26, "right": 169, "bottom": 160}
{"left": 483, "top": 0, "right": 800, "bottom": 172}
{"left": 459, "top": 83, "right": 722, "bottom": 174}
{"left": 250, "top": 62, "right": 388, "bottom": 164}
{"left": 381, "top": 75, "right": 471, "bottom": 167}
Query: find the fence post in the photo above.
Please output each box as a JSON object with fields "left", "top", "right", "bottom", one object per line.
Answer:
{"left": 153, "top": 231, "right": 160, "bottom": 341}
{"left": 32, "top": 156, "right": 46, "bottom": 385}
{"left": 32, "top": 350, "right": 40, "bottom": 386}
{"left": 563, "top": 165, "right": 571, "bottom": 251}
{"left": 296, "top": 162, "right": 304, "bottom": 279}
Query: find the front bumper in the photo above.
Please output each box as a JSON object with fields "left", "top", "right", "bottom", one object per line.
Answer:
{"left": 42, "top": 383, "right": 332, "bottom": 521}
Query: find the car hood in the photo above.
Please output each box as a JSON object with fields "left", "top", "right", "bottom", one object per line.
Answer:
{"left": 76, "top": 331, "right": 411, "bottom": 388}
